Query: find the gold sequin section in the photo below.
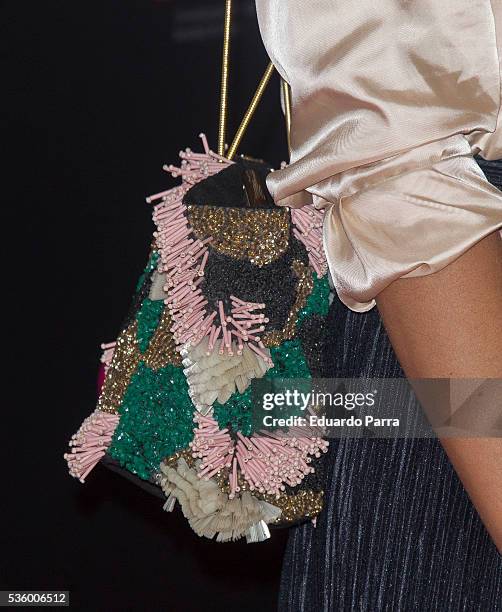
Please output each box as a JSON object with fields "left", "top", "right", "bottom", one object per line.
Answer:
{"left": 98, "top": 304, "right": 181, "bottom": 412}
{"left": 162, "top": 449, "right": 194, "bottom": 469}
{"left": 97, "top": 322, "right": 140, "bottom": 414}
{"left": 143, "top": 307, "right": 182, "bottom": 369}
{"left": 262, "top": 260, "right": 313, "bottom": 347}
{"left": 187, "top": 205, "right": 290, "bottom": 266}
{"left": 259, "top": 489, "right": 324, "bottom": 524}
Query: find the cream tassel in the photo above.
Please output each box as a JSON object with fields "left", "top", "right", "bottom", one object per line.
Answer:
{"left": 245, "top": 520, "right": 271, "bottom": 543}
{"left": 159, "top": 458, "right": 281, "bottom": 542}
{"left": 182, "top": 338, "right": 271, "bottom": 412}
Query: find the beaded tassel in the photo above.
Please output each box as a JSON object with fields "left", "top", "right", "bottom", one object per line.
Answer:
{"left": 64, "top": 410, "right": 120, "bottom": 482}
{"left": 146, "top": 135, "right": 273, "bottom": 366}
{"left": 190, "top": 413, "right": 328, "bottom": 498}
{"left": 291, "top": 205, "right": 328, "bottom": 277}
{"left": 147, "top": 134, "right": 230, "bottom": 353}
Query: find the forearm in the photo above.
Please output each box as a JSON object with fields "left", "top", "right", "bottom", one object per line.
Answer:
{"left": 376, "top": 231, "right": 502, "bottom": 552}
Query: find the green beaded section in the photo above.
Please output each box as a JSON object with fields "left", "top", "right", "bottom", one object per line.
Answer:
{"left": 136, "top": 298, "right": 164, "bottom": 353}
{"left": 108, "top": 362, "right": 194, "bottom": 480}
{"left": 299, "top": 272, "right": 330, "bottom": 321}
{"left": 135, "top": 251, "right": 160, "bottom": 294}
{"left": 213, "top": 338, "right": 311, "bottom": 436}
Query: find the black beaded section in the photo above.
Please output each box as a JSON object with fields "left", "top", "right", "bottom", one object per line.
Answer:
{"left": 201, "top": 232, "right": 309, "bottom": 331}
{"left": 297, "top": 314, "right": 335, "bottom": 378}
{"left": 183, "top": 157, "right": 277, "bottom": 209}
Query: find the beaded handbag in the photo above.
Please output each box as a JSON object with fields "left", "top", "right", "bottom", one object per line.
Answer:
{"left": 65, "top": 2, "right": 330, "bottom": 543}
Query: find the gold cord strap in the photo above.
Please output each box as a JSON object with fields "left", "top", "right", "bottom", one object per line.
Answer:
{"left": 217, "top": 0, "right": 232, "bottom": 156}
{"left": 218, "top": 1, "right": 291, "bottom": 160}
{"left": 227, "top": 61, "right": 275, "bottom": 160}
{"left": 281, "top": 79, "right": 292, "bottom": 156}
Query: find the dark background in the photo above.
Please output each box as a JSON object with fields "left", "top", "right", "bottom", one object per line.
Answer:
{"left": 2, "top": 1, "right": 290, "bottom": 610}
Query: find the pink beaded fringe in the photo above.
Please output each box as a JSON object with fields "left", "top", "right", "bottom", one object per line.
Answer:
{"left": 64, "top": 409, "right": 120, "bottom": 483}
{"left": 146, "top": 134, "right": 272, "bottom": 365}
{"left": 190, "top": 413, "right": 329, "bottom": 498}
{"left": 291, "top": 205, "right": 328, "bottom": 277}
{"left": 100, "top": 341, "right": 116, "bottom": 375}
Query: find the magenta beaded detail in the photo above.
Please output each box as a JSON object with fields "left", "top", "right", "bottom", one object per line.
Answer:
{"left": 291, "top": 205, "right": 328, "bottom": 277}
{"left": 190, "top": 413, "right": 328, "bottom": 499}
{"left": 64, "top": 409, "right": 120, "bottom": 482}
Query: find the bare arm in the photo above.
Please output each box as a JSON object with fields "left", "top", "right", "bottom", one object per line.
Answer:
{"left": 376, "top": 231, "right": 502, "bottom": 552}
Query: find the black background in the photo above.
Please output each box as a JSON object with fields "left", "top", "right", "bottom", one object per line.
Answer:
{"left": 2, "top": 1, "right": 290, "bottom": 610}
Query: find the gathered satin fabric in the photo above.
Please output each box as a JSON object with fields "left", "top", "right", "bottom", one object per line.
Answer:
{"left": 255, "top": 0, "right": 502, "bottom": 311}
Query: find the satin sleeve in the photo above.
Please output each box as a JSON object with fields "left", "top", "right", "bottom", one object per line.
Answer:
{"left": 256, "top": 0, "right": 502, "bottom": 312}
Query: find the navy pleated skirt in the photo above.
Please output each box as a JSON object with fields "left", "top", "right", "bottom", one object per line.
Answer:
{"left": 278, "top": 159, "right": 502, "bottom": 612}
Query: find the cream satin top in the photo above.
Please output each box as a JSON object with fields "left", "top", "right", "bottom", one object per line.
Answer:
{"left": 256, "top": 0, "right": 502, "bottom": 311}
